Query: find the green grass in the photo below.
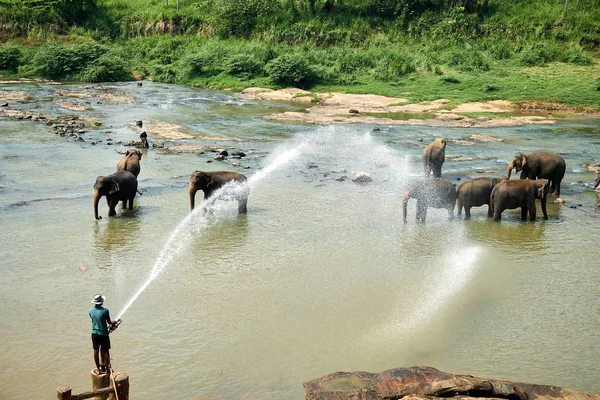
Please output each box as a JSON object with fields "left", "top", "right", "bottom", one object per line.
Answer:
{"left": 1, "top": 0, "right": 599, "bottom": 109}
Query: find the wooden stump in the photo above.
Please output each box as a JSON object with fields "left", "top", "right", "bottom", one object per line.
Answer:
{"left": 112, "top": 372, "right": 129, "bottom": 400}
{"left": 56, "top": 385, "right": 72, "bottom": 400}
{"left": 91, "top": 369, "right": 111, "bottom": 400}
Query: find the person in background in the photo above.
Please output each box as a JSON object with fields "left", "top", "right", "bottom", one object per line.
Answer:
{"left": 89, "top": 294, "right": 117, "bottom": 375}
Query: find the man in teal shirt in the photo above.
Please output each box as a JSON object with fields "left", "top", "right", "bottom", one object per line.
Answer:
{"left": 89, "top": 294, "right": 117, "bottom": 375}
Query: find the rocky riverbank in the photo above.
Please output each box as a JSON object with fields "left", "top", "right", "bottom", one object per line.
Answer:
{"left": 303, "top": 366, "right": 600, "bottom": 400}
{"left": 237, "top": 87, "right": 566, "bottom": 127}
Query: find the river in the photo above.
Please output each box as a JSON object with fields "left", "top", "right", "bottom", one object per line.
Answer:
{"left": 0, "top": 81, "right": 599, "bottom": 399}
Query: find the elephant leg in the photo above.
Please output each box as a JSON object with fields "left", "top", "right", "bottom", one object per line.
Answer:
{"left": 238, "top": 198, "right": 247, "bottom": 214}
{"left": 487, "top": 205, "right": 493, "bottom": 217}
{"left": 108, "top": 198, "right": 118, "bottom": 217}
{"left": 416, "top": 200, "right": 425, "bottom": 223}
{"left": 456, "top": 201, "right": 463, "bottom": 217}
{"left": 128, "top": 197, "right": 134, "bottom": 210}
{"left": 492, "top": 204, "right": 502, "bottom": 221}
{"left": 447, "top": 205, "right": 454, "bottom": 221}
{"left": 465, "top": 206, "right": 471, "bottom": 220}
{"left": 521, "top": 206, "right": 528, "bottom": 221}
{"left": 554, "top": 181, "right": 561, "bottom": 197}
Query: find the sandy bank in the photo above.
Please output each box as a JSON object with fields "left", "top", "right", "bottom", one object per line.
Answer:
{"left": 238, "top": 88, "right": 557, "bottom": 127}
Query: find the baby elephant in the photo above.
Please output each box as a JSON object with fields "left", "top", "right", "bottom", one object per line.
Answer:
{"left": 116, "top": 149, "right": 143, "bottom": 178}
{"left": 189, "top": 171, "right": 249, "bottom": 214}
{"left": 456, "top": 177, "right": 506, "bottom": 219}
{"left": 403, "top": 178, "right": 456, "bottom": 223}
{"left": 423, "top": 137, "right": 446, "bottom": 178}
{"left": 93, "top": 171, "right": 138, "bottom": 220}
{"left": 490, "top": 179, "right": 549, "bottom": 222}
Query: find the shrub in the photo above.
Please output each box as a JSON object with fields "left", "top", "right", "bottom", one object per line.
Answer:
{"left": 484, "top": 84, "right": 499, "bottom": 92}
{"left": 447, "top": 49, "right": 490, "bottom": 72}
{"left": 0, "top": 46, "right": 22, "bottom": 71}
{"left": 23, "top": 42, "right": 109, "bottom": 79}
{"left": 225, "top": 53, "right": 263, "bottom": 76}
{"left": 79, "top": 54, "right": 130, "bottom": 82}
{"left": 265, "top": 52, "right": 317, "bottom": 85}
{"left": 440, "top": 76, "right": 460, "bottom": 83}
{"left": 595, "top": 78, "right": 600, "bottom": 92}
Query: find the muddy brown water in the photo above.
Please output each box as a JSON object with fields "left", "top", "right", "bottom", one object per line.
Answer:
{"left": 0, "top": 81, "right": 599, "bottom": 399}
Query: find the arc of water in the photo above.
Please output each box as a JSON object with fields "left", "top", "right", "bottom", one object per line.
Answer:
{"left": 115, "top": 143, "right": 308, "bottom": 320}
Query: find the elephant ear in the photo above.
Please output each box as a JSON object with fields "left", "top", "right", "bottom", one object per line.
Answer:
{"left": 108, "top": 179, "right": 120, "bottom": 195}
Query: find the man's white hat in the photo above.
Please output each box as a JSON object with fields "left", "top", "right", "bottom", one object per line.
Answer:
{"left": 91, "top": 294, "right": 106, "bottom": 305}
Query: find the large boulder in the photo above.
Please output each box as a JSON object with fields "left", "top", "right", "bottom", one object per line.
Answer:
{"left": 303, "top": 366, "right": 599, "bottom": 400}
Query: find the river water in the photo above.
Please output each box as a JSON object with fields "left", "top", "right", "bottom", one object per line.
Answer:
{"left": 0, "top": 82, "right": 599, "bottom": 399}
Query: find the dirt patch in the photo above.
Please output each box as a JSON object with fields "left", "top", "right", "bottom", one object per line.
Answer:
{"left": 516, "top": 101, "right": 599, "bottom": 114}
{"left": 0, "top": 90, "right": 31, "bottom": 102}
{"left": 56, "top": 88, "right": 136, "bottom": 104}
{"left": 146, "top": 120, "right": 194, "bottom": 140}
{"left": 55, "top": 99, "right": 90, "bottom": 112}
{"left": 238, "top": 88, "right": 556, "bottom": 127}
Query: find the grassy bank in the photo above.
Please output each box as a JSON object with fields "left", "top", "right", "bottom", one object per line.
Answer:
{"left": 0, "top": 0, "right": 599, "bottom": 109}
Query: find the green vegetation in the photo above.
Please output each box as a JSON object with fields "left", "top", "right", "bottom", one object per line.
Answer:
{"left": 0, "top": 0, "right": 599, "bottom": 108}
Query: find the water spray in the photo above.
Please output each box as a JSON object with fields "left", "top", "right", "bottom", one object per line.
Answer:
{"left": 114, "top": 143, "right": 308, "bottom": 321}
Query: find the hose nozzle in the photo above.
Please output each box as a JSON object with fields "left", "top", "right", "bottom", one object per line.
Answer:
{"left": 108, "top": 319, "right": 122, "bottom": 334}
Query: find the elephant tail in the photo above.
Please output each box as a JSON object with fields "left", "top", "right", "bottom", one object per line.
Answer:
{"left": 136, "top": 189, "right": 143, "bottom": 195}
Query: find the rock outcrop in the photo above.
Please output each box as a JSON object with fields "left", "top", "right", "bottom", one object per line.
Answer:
{"left": 303, "top": 366, "right": 599, "bottom": 400}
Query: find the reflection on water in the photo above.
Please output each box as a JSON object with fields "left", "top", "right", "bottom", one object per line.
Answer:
{"left": 0, "top": 82, "right": 599, "bottom": 400}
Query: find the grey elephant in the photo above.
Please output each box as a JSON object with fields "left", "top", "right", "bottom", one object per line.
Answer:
{"left": 456, "top": 177, "right": 506, "bottom": 219}
{"left": 490, "top": 179, "right": 549, "bottom": 222}
{"left": 423, "top": 138, "right": 446, "bottom": 178}
{"left": 116, "top": 149, "right": 143, "bottom": 178}
{"left": 189, "top": 171, "right": 249, "bottom": 213}
{"left": 507, "top": 151, "right": 566, "bottom": 196}
{"left": 94, "top": 171, "right": 138, "bottom": 220}
{"left": 403, "top": 177, "right": 456, "bottom": 223}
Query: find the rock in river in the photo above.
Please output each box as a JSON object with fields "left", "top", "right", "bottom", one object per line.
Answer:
{"left": 303, "top": 366, "right": 600, "bottom": 400}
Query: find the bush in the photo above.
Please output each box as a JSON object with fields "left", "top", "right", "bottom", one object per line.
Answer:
{"left": 440, "top": 76, "right": 460, "bottom": 83}
{"left": 595, "top": 78, "right": 600, "bottom": 92}
{"left": 79, "top": 54, "right": 130, "bottom": 82}
{"left": 447, "top": 49, "right": 490, "bottom": 72}
{"left": 225, "top": 53, "right": 263, "bottom": 76}
{"left": 265, "top": 52, "right": 318, "bottom": 85}
{"left": 23, "top": 42, "right": 109, "bottom": 79}
{"left": 0, "top": 46, "right": 22, "bottom": 71}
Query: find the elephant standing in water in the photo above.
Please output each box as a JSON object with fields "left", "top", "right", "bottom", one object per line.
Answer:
{"left": 490, "top": 179, "right": 549, "bottom": 222}
{"left": 423, "top": 138, "right": 446, "bottom": 178}
{"left": 94, "top": 171, "right": 138, "bottom": 220}
{"left": 116, "top": 149, "right": 143, "bottom": 177}
{"left": 403, "top": 178, "right": 456, "bottom": 223}
{"left": 456, "top": 177, "right": 506, "bottom": 219}
{"left": 507, "top": 151, "right": 565, "bottom": 196}
{"left": 189, "top": 171, "right": 249, "bottom": 214}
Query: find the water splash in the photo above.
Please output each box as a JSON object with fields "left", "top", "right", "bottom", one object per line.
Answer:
{"left": 115, "top": 143, "right": 308, "bottom": 320}
{"left": 373, "top": 245, "right": 481, "bottom": 341}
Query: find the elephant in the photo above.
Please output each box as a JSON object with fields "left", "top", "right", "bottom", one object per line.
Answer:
{"left": 490, "top": 179, "right": 549, "bottom": 222}
{"left": 189, "top": 171, "right": 249, "bottom": 213}
{"left": 423, "top": 138, "right": 446, "bottom": 178}
{"left": 403, "top": 177, "right": 456, "bottom": 223}
{"left": 116, "top": 149, "right": 143, "bottom": 178}
{"left": 507, "top": 151, "right": 566, "bottom": 196}
{"left": 456, "top": 177, "right": 506, "bottom": 219}
{"left": 594, "top": 172, "right": 600, "bottom": 191}
{"left": 94, "top": 171, "right": 138, "bottom": 220}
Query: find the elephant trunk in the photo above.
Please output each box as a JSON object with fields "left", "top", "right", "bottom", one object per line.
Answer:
{"left": 189, "top": 184, "right": 198, "bottom": 210}
{"left": 93, "top": 189, "right": 102, "bottom": 220}
{"left": 402, "top": 193, "right": 409, "bottom": 223}
{"left": 507, "top": 161, "right": 514, "bottom": 179}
